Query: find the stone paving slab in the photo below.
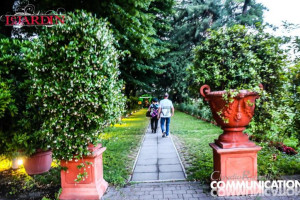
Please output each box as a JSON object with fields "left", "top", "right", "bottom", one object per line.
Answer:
{"left": 131, "top": 122, "right": 186, "bottom": 182}
{"left": 132, "top": 173, "right": 158, "bottom": 181}
{"left": 159, "top": 172, "right": 186, "bottom": 180}
{"left": 135, "top": 165, "right": 158, "bottom": 173}
{"left": 102, "top": 181, "right": 299, "bottom": 200}
{"left": 158, "top": 158, "right": 181, "bottom": 165}
{"left": 159, "top": 164, "right": 183, "bottom": 172}
{"left": 136, "top": 158, "right": 158, "bottom": 165}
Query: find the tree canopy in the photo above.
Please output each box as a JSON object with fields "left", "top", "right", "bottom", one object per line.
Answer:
{"left": 160, "top": 0, "right": 265, "bottom": 101}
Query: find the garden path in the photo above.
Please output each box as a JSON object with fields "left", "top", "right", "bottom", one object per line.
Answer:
{"left": 102, "top": 181, "right": 297, "bottom": 200}
{"left": 131, "top": 121, "right": 186, "bottom": 181}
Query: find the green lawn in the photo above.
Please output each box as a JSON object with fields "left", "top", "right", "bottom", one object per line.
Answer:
{"left": 101, "top": 108, "right": 149, "bottom": 186}
{"left": 171, "top": 110, "right": 300, "bottom": 182}
{"left": 170, "top": 111, "right": 222, "bottom": 182}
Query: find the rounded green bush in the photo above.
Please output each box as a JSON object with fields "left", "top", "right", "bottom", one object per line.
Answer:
{"left": 192, "top": 25, "right": 286, "bottom": 93}
{"left": 27, "top": 10, "right": 125, "bottom": 160}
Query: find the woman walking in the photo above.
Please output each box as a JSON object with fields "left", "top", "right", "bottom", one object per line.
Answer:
{"left": 148, "top": 98, "right": 159, "bottom": 133}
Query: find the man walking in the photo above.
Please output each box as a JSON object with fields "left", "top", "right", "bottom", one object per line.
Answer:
{"left": 158, "top": 93, "right": 174, "bottom": 138}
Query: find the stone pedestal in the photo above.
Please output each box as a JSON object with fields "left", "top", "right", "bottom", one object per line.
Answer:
{"left": 59, "top": 144, "right": 108, "bottom": 200}
{"left": 210, "top": 143, "right": 262, "bottom": 196}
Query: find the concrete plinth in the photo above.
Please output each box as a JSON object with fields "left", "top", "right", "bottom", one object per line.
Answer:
{"left": 59, "top": 144, "right": 108, "bottom": 200}
{"left": 210, "top": 143, "right": 262, "bottom": 196}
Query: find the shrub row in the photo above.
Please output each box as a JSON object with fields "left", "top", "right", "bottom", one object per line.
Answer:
{"left": 175, "top": 99, "right": 215, "bottom": 123}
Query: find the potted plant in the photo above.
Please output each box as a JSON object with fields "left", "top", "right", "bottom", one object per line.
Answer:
{"left": 192, "top": 25, "right": 286, "bottom": 148}
{"left": 0, "top": 38, "right": 52, "bottom": 175}
{"left": 26, "top": 10, "right": 125, "bottom": 199}
{"left": 193, "top": 25, "right": 287, "bottom": 196}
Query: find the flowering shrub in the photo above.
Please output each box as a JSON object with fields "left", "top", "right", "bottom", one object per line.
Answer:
{"left": 269, "top": 141, "right": 298, "bottom": 155}
{"left": 192, "top": 25, "right": 286, "bottom": 93}
{"left": 26, "top": 10, "right": 125, "bottom": 160}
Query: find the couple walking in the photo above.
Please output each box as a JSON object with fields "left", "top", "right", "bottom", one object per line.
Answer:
{"left": 148, "top": 93, "right": 174, "bottom": 138}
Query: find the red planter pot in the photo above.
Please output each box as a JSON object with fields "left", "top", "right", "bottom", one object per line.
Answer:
{"left": 200, "top": 85, "right": 261, "bottom": 148}
{"left": 23, "top": 150, "right": 52, "bottom": 175}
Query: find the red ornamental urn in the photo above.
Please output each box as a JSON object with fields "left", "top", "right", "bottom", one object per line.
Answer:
{"left": 200, "top": 85, "right": 262, "bottom": 149}
{"left": 201, "top": 85, "right": 263, "bottom": 196}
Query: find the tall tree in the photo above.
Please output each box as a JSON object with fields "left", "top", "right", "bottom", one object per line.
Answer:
{"left": 159, "top": 0, "right": 265, "bottom": 102}
{"left": 14, "top": 0, "right": 174, "bottom": 96}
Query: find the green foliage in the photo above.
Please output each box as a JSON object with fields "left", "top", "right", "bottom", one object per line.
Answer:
{"left": 26, "top": 10, "right": 125, "bottom": 160}
{"left": 247, "top": 61, "right": 300, "bottom": 145}
{"left": 161, "top": 0, "right": 265, "bottom": 101}
{"left": 175, "top": 99, "right": 214, "bottom": 122}
{"left": 283, "top": 137, "right": 299, "bottom": 150}
{"left": 26, "top": 0, "right": 175, "bottom": 96}
{"left": 126, "top": 96, "right": 143, "bottom": 112}
{"left": 288, "top": 63, "right": 300, "bottom": 140}
{"left": 192, "top": 25, "right": 286, "bottom": 92}
{"left": 222, "top": 0, "right": 265, "bottom": 26}
{"left": 0, "top": 38, "right": 36, "bottom": 157}
{"left": 0, "top": 81, "right": 12, "bottom": 118}
{"left": 257, "top": 144, "right": 300, "bottom": 179}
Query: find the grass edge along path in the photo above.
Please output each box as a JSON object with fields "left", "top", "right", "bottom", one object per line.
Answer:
{"left": 171, "top": 111, "right": 300, "bottom": 183}
{"left": 101, "top": 108, "right": 149, "bottom": 186}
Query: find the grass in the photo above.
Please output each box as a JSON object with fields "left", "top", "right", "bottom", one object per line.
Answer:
{"left": 171, "top": 110, "right": 300, "bottom": 182}
{"left": 101, "top": 108, "right": 149, "bottom": 186}
{"left": 0, "top": 108, "right": 149, "bottom": 199}
{"left": 171, "top": 110, "right": 222, "bottom": 182}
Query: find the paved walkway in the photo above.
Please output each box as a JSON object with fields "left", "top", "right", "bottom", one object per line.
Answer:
{"left": 102, "top": 181, "right": 298, "bottom": 200}
{"left": 131, "top": 121, "right": 186, "bottom": 182}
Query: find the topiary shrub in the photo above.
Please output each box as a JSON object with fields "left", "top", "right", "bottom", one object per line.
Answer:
{"left": 26, "top": 10, "right": 125, "bottom": 160}
{"left": 192, "top": 25, "right": 286, "bottom": 93}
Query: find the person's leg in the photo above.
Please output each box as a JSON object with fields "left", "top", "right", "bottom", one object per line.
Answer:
{"left": 166, "top": 117, "right": 171, "bottom": 136}
{"left": 160, "top": 117, "right": 165, "bottom": 133}
{"left": 151, "top": 117, "right": 155, "bottom": 132}
{"left": 154, "top": 118, "right": 158, "bottom": 133}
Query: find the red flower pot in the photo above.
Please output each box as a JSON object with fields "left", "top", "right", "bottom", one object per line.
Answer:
{"left": 200, "top": 85, "right": 261, "bottom": 148}
{"left": 23, "top": 150, "right": 52, "bottom": 175}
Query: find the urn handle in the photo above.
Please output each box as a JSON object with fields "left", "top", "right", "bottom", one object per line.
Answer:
{"left": 200, "top": 85, "right": 211, "bottom": 99}
{"left": 255, "top": 83, "right": 264, "bottom": 99}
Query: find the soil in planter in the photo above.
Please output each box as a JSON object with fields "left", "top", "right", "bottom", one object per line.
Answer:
{"left": 0, "top": 166, "right": 61, "bottom": 200}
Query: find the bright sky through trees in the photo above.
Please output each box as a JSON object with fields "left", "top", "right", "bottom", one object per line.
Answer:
{"left": 257, "top": 0, "right": 300, "bottom": 36}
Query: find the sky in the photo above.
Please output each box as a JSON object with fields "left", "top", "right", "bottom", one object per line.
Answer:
{"left": 257, "top": 0, "right": 300, "bottom": 36}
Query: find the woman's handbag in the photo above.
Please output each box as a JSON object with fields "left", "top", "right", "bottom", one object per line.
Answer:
{"left": 146, "top": 111, "right": 151, "bottom": 117}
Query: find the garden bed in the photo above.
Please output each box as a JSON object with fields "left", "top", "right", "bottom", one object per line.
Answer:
{"left": 171, "top": 111, "right": 300, "bottom": 182}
